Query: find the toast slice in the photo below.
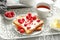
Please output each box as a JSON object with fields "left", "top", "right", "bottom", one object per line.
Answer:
{"left": 13, "top": 13, "right": 44, "bottom": 34}
{"left": 35, "top": 23, "right": 43, "bottom": 31}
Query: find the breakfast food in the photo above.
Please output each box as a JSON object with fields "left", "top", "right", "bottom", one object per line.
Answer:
{"left": 13, "top": 12, "right": 44, "bottom": 34}
{"left": 4, "top": 11, "right": 15, "bottom": 18}
{"left": 51, "top": 19, "right": 60, "bottom": 28}
{"left": 4, "top": 11, "right": 15, "bottom": 20}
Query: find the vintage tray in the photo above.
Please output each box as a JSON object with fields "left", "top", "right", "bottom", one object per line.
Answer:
{"left": 0, "top": 7, "right": 60, "bottom": 39}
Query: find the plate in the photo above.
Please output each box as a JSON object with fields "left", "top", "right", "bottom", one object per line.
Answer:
{"left": 13, "top": 24, "right": 44, "bottom": 35}
{"left": 47, "top": 6, "right": 60, "bottom": 31}
{"left": 48, "top": 16, "right": 60, "bottom": 31}
{"left": 12, "top": 13, "right": 44, "bottom": 35}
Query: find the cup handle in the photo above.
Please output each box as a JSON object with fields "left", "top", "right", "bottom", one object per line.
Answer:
{"left": 46, "top": 9, "right": 53, "bottom": 17}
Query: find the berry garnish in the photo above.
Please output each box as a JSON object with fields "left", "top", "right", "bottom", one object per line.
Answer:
{"left": 17, "top": 26, "right": 23, "bottom": 31}
{"left": 29, "top": 20, "right": 33, "bottom": 24}
{"left": 18, "top": 19, "right": 24, "bottom": 24}
{"left": 11, "top": 11, "right": 15, "bottom": 17}
{"left": 26, "top": 16, "right": 29, "bottom": 19}
{"left": 4, "top": 11, "right": 15, "bottom": 18}
{"left": 19, "top": 29, "right": 25, "bottom": 33}
{"left": 4, "top": 13, "right": 9, "bottom": 17}
{"left": 28, "top": 13, "right": 32, "bottom": 17}
{"left": 27, "top": 27, "right": 31, "bottom": 29}
{"left": 24, "top": 24, "right": 27, "bottom": 26}
{"left": 37, "top": 19, "right": 40, "bottom": 22}
{"left": 8, "top": 13, "right": 12, "bottom": 18}
{"left": 18, "top": 19, "right": 25, "bottom": 24}
{"left": 26, "top": 15, "right": 31, "bottom": 20}
{"left": 22, "top": 18, "right": 25, "bottom": 22}
{"left": 33, "top": 16, "right": 36, "bottom": 20}
{"left": 26, "top": 13, "right": 32, "bottom": 20}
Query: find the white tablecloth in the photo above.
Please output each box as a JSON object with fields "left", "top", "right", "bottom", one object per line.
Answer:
{"left": 0, "top": 7, "right": 60, "bottom": 40}
{"left": 0, "top": 0, "right": 60, "bottom": 40}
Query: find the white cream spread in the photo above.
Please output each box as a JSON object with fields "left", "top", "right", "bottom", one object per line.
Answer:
{"left": 20, "top": 16, "right": 42, "bottom": 30}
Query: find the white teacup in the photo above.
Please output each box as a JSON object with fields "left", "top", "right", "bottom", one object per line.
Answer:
{"left": 35, "top": 2, "right": 53, "bottom": 18}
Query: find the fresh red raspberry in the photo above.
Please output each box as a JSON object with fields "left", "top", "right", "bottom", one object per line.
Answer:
{"left": 18, "top": 19, "right": 24, "bottom": 24}
{"left": 17, "top": 26, "right": 23, "bottom": 31}
{"left": 8, "top": 13, "right": 12, "bottom": 18}
{"left": 11, "top": 11, "right": 15, "bottom": 17}
{"left": 27, "top": 27, "right": 31, "bottom": 29}
{"left": 22, "top": 18, "right": 25, "bottom": 22}
{"left": 28, "top": 13, "right": 32, "bottom": 17}
{"left": 37, "top": 19, "right": 40, "bottom": 22}
{"left": 33, "top": 16, "right": 37, "bottom": 20}
{"left": 26, "top": 13, "right": 32, "bottom": 20}
{"left": 19, "top": 29, "right": 25, "bottom": 33}
{"left": 11, "top": 11, "right": 14, "bottom": 15}
{"left": 24, "top": 24, "right": 27, "bottom": 26}
{"left": 26, "top": 16, "right": 32, "bottom": 20}
{"left": 4, "top": 11, "right": 15, "bottom": 18}
{"left": 26, "top": 16, "right": 29, "bottom": 19}
{"left": 4, "top": 13, "right": 8, "bottom": 17}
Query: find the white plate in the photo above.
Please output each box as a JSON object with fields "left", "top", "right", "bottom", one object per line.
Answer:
{"left": 48, "top": 10, "right": 60, "bottom": 31}
{"left": 13, "top": 24, "right": 44, "bottom": 35}
{"left": 12, "top": 13, "right": 44, "bottom": 35}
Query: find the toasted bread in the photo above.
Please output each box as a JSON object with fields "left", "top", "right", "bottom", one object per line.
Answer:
{"left": 13, "top": 13, "right": 44, "bottom": 34}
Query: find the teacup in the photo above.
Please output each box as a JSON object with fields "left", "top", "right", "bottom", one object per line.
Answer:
{"left": 35, "top": 2, "right": 53, "bottom": 18}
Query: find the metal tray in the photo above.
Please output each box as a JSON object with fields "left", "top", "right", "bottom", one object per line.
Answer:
{"left": 0, "top": 7, "right": 60, "bottom": 39}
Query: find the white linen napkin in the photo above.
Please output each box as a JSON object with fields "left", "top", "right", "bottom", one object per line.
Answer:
{"left": 6, "top": 0, "right": 26, "bottom": 7}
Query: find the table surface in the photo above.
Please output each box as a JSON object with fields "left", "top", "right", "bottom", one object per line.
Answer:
{"left": 1, "top": 0, "right": 60, "bottom": 40}
{"left": 0, "top": 34, "right": 60, "bottom": 40}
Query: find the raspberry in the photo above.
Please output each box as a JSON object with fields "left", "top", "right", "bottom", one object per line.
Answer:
{"left": 11, "top": 11, "right": 14, "bottom": 15}
{"left": 8, "top": 13, "right": 12, "bottom": 18}
{"left": 37, "top": 19, "right": 40, "bottom": 22}
{"left": 26, "top": 13, "right": 32, "bottom": 20}
{"left": 22, "top": 18, "right": 25, "bottom": 22}
{"left": 33, "top": 16, "right": 36, "bottom": 20}
{"left": 4, "top": 11, "right": 15, "bottom": 18}
{"left": 27, "top": 27, "right": 31, "bottom": 29}
{"left": 19, "top": 29, "right": 25, "bottom": 33}
{"left": 4, "top": 13, "right": 8, "bottom": 17}
{"left": 24, "top": 24, "right": 27, "bottom": 26}
{"left": 12, "top": 14, "right": 14, "bottom": 17}
{"left": 26, "top": 16, "right": 29, "bottom": 19}
{"left": 11, "top": 11, "right": 15, "bottom": 17}
{"left": 28, "top": 13, "right": 32, "bottom": 17}
{"left": 26, "top": 16, "right": 32, "bottom": 20}
{"left": 17, "top": 26, "right": 23, "bottom": 31}
{"left": 18, "top": 19, "right": 23, "bottom": 24}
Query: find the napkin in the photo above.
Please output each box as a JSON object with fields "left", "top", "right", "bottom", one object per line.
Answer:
{"left": 6, "top": 0, "right": 26, "bottom": 7}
